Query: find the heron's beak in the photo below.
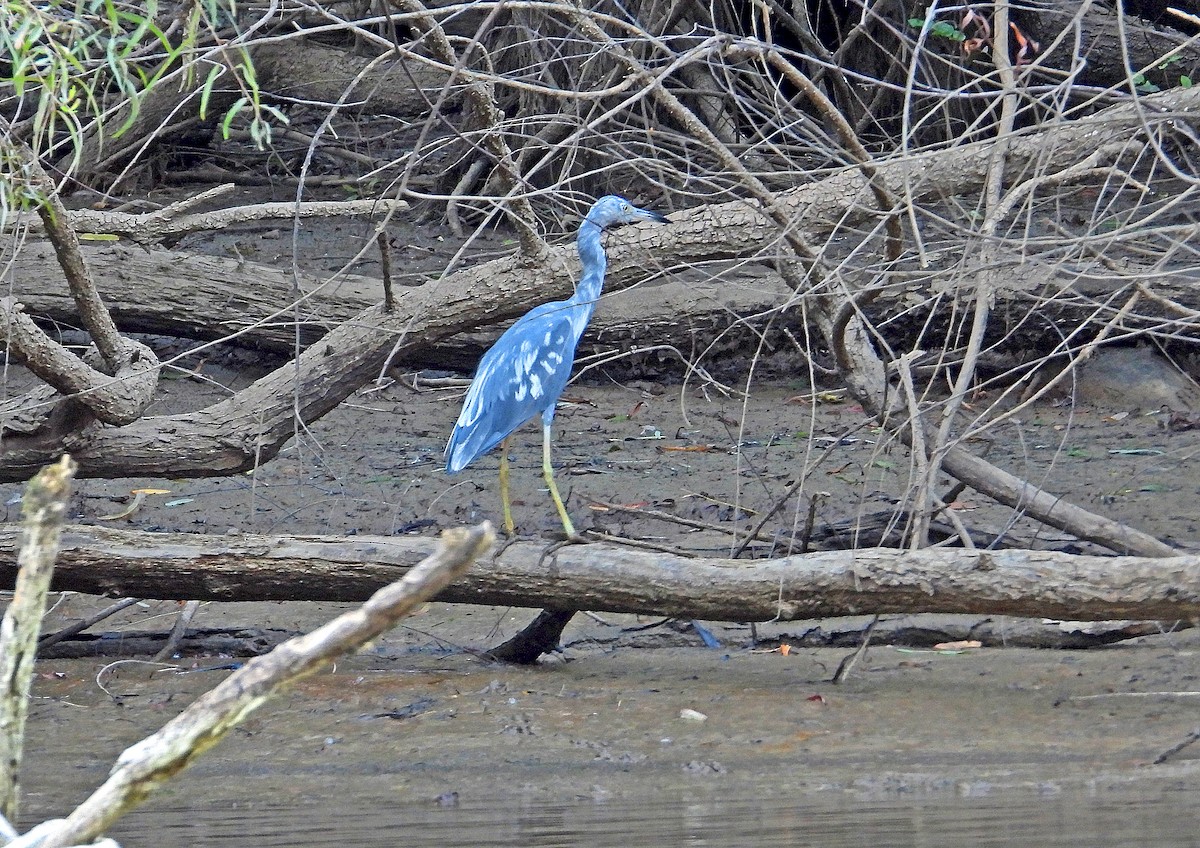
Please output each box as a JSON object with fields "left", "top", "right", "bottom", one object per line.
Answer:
{"left": 639, "top": 208, "right": 670, "bottom": 224}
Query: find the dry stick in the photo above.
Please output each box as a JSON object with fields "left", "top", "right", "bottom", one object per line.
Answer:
{"left": 152, "top": 600, "right": 200, "bottom": 662}
{"left": 594, "top": 500, "right": 786, "bottom": 547}
{"left": 0, "top": 455, "right": 77, "bottom": 824}
{"left": 43, "top": 197, "right": 409, "bottom": 242}
{"left": 896, "top": 350, "right": 933, "bottom": 548}
{"left": 377, "top": 230, "right": 396, "bottom": 313}
{"left": 730, "top": 421, "right": 872, "bottom": 558}
{"left": 1152, "top": 727, "right": 1200, "bottom": 765}
{"left": 22, "top": 523, "right": 494, "bottom": 848}
{"left": 37, "top": 596, "right": 142, "bottom": 650}
{"left": 831, "top": 614, "right": 879, "bottom": 685}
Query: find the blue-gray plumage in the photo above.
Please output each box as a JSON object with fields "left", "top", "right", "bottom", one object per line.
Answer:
{"left": 446, "top": 195, "right": 669, "bottom": 535}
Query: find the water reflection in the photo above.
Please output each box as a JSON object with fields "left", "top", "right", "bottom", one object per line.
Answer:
{"left": 91, "top": 786, "right": 1200, "bottom": 848}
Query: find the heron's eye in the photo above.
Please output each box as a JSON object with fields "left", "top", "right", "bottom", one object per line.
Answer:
{"left": 621, "top": 203, "right": 631, "bottom": 212}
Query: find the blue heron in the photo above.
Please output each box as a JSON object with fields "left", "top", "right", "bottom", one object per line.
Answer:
{"left": 446, "top": 195, "right": 669, "bottom": 536}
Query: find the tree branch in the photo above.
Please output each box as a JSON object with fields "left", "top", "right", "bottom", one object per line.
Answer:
{"left": 0, "top": 456, "right": 75, "bottom": 824}
{"left": 1, "top": 524, "right": 1196, "bottom": 623}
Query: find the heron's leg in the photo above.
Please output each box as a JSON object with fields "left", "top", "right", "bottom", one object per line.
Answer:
{"left": 542, "top": 421, "right": 577, "bottom": 537}
{"left": 498, "top": 435, "right": 516, "bottom": 536}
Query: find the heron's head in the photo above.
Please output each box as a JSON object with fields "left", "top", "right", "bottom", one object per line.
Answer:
{"left": 586, "top": 195, "right": 670, "bottom": 230}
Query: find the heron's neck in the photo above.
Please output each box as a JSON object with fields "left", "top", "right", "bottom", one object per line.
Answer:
{"left": 573, "top": 219, "right": 607, "bottom": 310}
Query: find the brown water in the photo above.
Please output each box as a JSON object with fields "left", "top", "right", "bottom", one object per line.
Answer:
{"left": 28, "top": 782, "right": 1200, "bottom": 846}
{"left": 15, "top": 631, "right": 1200, "bottom": 846}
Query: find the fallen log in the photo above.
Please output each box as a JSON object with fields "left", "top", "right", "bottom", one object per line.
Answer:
{"left": 2, "top": 524, "right": 1197, "bottom": 622}
{"left": 3, "top": 240, "right": 793, "bottom": 366}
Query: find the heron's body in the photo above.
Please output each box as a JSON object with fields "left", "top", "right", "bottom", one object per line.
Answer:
{"left": 446, "top": 195, "right": 668, "bottom": 534}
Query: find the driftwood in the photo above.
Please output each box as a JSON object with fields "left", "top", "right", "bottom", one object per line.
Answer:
{"left": 2, "top": 524, "right": 1198, "bottom": 622}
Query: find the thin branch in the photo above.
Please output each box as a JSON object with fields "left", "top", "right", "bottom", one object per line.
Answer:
{"left": 0, "top": 455, "right": 76, "bottom": 824}
{"left": 4, "top": 133, "right": 126, "bottom": 372}
{"left": 25, "top": 198, "right": 410, "bottom": 242}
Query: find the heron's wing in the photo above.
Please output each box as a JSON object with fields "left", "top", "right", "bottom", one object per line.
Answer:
{"left": 445, "top": 302, "right": 584, "bottom": 472}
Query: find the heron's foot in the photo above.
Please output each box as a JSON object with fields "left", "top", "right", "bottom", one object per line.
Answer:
{"left": 489, "top": 532, "right": 520, "bottom": 563}
{"left": 535, "top": 533, "right": 589, "bottom": 569}
{"left": 545, "top": 528, "right": 588, "bottom": 546}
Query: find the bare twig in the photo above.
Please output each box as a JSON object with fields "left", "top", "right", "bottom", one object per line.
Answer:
{"left": 831, "top": 614, "right": 879, "bottom": 684}
{"left": 30, "top": 198, "right": 409, "bottom": 243}
{"left": 37, "top": 596, "right": 142, "bottom": 650}
{"left": 378, "top": 230, "right": 396, "bottom": 313}
{"left": 4, "top": 133, "right": 126, "bottom": 372}
{"left": 397, "top": 0, "right": 545, "bottom": 256}
{"left": 152, "top": 600, "right": 201, "bottom": 662}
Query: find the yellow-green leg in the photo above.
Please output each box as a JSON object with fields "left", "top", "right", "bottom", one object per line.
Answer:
{"left": 498, "top": 434, "right": 515, "bottom": 536}
{"left": 542, "top": 421, "right": 577, "bottom": 537}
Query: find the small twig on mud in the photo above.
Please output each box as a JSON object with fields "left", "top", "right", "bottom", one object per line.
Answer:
{"left": 574, "top": 345, "right": 746, "bottom": 400}
{"left": 581, "top": 529, "right": 698, "bottom": 558}
{"left": 831, "top": 614, "right": 880, "bottom": 685}
{"left": 731, "top": 420, "right": 873, "bottom": 558}
{"left": 95, "top": 660, "right": 183, "bottom": 701}
{"left": 1153, "top": 727, "right": 1200, "bottom": 765}
{"left": 38, "top": 597, "right": 143, "bottom": 650}
{"left": 378, "top": 230, "right": 396, "bottom": 313}
{"left": 153, "top": 600, "right": 202, "bottom": 662}
{"left": 591, "top": 498, "right": 824, "bottom": 556}
{"left": 397, "top": 374, "right": 470, "bottom": 392}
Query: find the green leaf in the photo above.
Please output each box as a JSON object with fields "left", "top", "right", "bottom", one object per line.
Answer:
{"left": 1182, "top": 75, "right": 1193, "bottom": 88}
{"left": 930, "top": 20, "right": 965, "bottom": 41}
{"left": 221, "top": 96, "right": 248, "bottom": 140}
{"left": 199, "top": 64, "right": 223, "bottom": 120}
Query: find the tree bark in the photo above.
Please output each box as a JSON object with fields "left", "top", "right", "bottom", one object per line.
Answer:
{"left": 3, "top": 524, "right": 1198, "bottom": 622}
{"left": 10, "top": 237, "right": 1200, "bottom": 365}
{"left": 253, "top": 38, "right": 461, "bottom": 118}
